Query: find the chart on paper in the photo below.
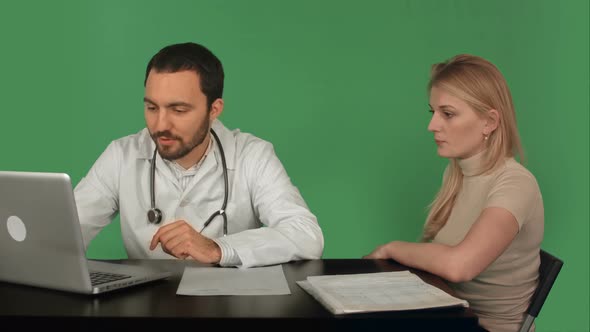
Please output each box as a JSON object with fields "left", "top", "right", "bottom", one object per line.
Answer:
{"left": 298, "top": 270, "right": 468, "bottom": 314}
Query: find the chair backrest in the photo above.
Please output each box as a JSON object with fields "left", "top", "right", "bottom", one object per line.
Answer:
{"left": 519, "top": 249, "right": 564, "bottom": 332}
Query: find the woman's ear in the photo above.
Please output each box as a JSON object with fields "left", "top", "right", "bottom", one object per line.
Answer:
{"left": 485, "top": 109, "right": 500, "bottom": 134}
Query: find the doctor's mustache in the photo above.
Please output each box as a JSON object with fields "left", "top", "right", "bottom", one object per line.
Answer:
{"left": 151, "top": 131, "right": 182, "bottom": 141}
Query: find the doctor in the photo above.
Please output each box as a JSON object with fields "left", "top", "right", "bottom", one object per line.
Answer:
{"left": 74, "top": 42, "right": 324, "bottom": 268}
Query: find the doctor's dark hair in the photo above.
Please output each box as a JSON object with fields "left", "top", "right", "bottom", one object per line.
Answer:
{"left": 144, "top": 42, "right": 224, "bottom": 109}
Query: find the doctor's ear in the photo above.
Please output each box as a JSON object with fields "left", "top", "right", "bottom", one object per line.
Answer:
{"left": 209, "top": 98, "right": 224, "bottom": 122}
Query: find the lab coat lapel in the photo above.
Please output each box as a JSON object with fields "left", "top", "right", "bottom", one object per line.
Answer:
{"left": 154, "top": 153, "right": 182, "bottom": 193}
{"left": 179, "top": 146, "right": 219, "bottom": 202}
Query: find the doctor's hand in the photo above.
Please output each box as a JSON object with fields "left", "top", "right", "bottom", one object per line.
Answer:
{"left": 149, "top": 220, "right": 222, "bottom": 264}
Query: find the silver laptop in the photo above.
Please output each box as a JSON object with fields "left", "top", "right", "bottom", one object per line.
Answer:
{"left": 0, "top": 171, "right": 172, "bottom": 294}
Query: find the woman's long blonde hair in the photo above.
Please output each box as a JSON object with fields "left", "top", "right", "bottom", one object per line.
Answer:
{"left": 422, "top": 54, "right": 524, "bottom": 241}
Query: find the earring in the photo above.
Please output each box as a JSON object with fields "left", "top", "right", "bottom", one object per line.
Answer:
{"left": 484, "top": 133, "right": 489, "bottom": 141}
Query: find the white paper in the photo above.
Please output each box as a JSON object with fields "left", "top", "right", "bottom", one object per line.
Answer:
{"left": 177, "top": 264, "right": 291, "bottom": 296}
{"left": 297, "top": 271, "right": 468, "bottom": 314}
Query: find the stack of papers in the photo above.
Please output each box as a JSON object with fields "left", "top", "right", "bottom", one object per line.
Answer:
{"left": 177, "top": 265, "right": 291, "bottom": 296}
{"left": 297, "top": 271, "right": 468, "bottom": 315}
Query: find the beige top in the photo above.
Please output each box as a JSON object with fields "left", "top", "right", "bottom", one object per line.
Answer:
{"left": 433, "top": 151, "right": 544, "bottom": 332}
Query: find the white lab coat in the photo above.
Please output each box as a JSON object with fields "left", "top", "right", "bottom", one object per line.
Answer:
{"left": 74, "top": 120, "right": 324, "bottom": 268}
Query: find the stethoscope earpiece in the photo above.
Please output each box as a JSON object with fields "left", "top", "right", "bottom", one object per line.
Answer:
{"left": 147, "top": 129, "right": 229, "bottom": 236}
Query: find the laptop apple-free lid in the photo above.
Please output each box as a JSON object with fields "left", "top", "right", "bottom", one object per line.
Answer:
{"left": 0, "top": 171, "right": 170, "bottom": 294}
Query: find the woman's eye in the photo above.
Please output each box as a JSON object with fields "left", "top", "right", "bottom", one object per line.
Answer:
{"left": 443, "top": 112, "right": 454, "bottom": 118}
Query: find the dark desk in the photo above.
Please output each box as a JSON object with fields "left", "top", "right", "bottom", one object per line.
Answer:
{"left": 0, "top": 259, "right": 483, "bottom": 331}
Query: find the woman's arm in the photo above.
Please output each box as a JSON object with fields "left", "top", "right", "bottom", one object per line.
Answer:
{"left": 365, "top": 207, "right": 519, "bottom": 282}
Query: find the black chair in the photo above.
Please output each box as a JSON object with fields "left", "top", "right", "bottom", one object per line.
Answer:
{"left": 519, "top": 249, "right": 564, "bottom": 332}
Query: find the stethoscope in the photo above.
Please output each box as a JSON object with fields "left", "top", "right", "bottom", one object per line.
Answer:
{"left": 147, "top": 128, "right": 229, "bottom": 236}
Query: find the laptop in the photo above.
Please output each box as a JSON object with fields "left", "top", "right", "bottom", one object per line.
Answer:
{"left": 0, "top": 171, "right": 172, "bottom": 294}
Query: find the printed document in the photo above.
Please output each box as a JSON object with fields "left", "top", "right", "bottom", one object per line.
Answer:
{"left": 297, "top": 270, "right": 468, "bottom": 314}
{"left": 177, "top": 264, "right": 291, "bottom": 296}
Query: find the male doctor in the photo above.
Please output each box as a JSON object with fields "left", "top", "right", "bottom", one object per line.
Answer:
{"left": 74, "top": 42, "right": 324, "bottom": 268}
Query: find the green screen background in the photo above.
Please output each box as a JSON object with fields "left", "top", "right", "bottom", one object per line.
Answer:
{"left": 0, "top": 1, "right": 587, "bottom": 331}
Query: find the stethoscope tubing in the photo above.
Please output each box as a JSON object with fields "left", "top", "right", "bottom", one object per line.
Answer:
{"left": 148, "top": 128, "right": 229, "bottom": 236}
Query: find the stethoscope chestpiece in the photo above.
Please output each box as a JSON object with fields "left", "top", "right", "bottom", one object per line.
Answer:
{"left": 147, "top": 208, "right": 163, "bottom": 224}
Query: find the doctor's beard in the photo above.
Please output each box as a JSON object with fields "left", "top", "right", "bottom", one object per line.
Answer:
{"left": 150, "top": 117, "right": 210, "bottom": 161}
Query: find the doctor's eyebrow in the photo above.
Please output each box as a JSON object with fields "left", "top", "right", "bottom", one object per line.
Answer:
{"left": 166, "top": 101, "right": 194, "bottom": 109}
{"left": 143, "top": 97, "right": 156, "bottom": 105}
{"left": 143, "top": 97, "right": 194, "bottom": 109}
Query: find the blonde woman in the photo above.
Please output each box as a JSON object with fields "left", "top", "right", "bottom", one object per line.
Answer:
{"left": 365, "top": 55, "right": 544, "bottom": 332}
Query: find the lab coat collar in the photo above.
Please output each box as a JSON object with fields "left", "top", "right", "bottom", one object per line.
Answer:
{"left": 136, "top": 119, "right": 237, "bottom": 170}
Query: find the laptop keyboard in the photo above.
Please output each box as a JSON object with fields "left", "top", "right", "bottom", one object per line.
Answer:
{"left": 89, "top": 271, "right": 132, "bottom": 286}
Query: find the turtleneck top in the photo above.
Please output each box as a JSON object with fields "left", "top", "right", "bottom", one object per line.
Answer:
{"left": 433, "top": 151, "right": 544, "bottom": 332}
